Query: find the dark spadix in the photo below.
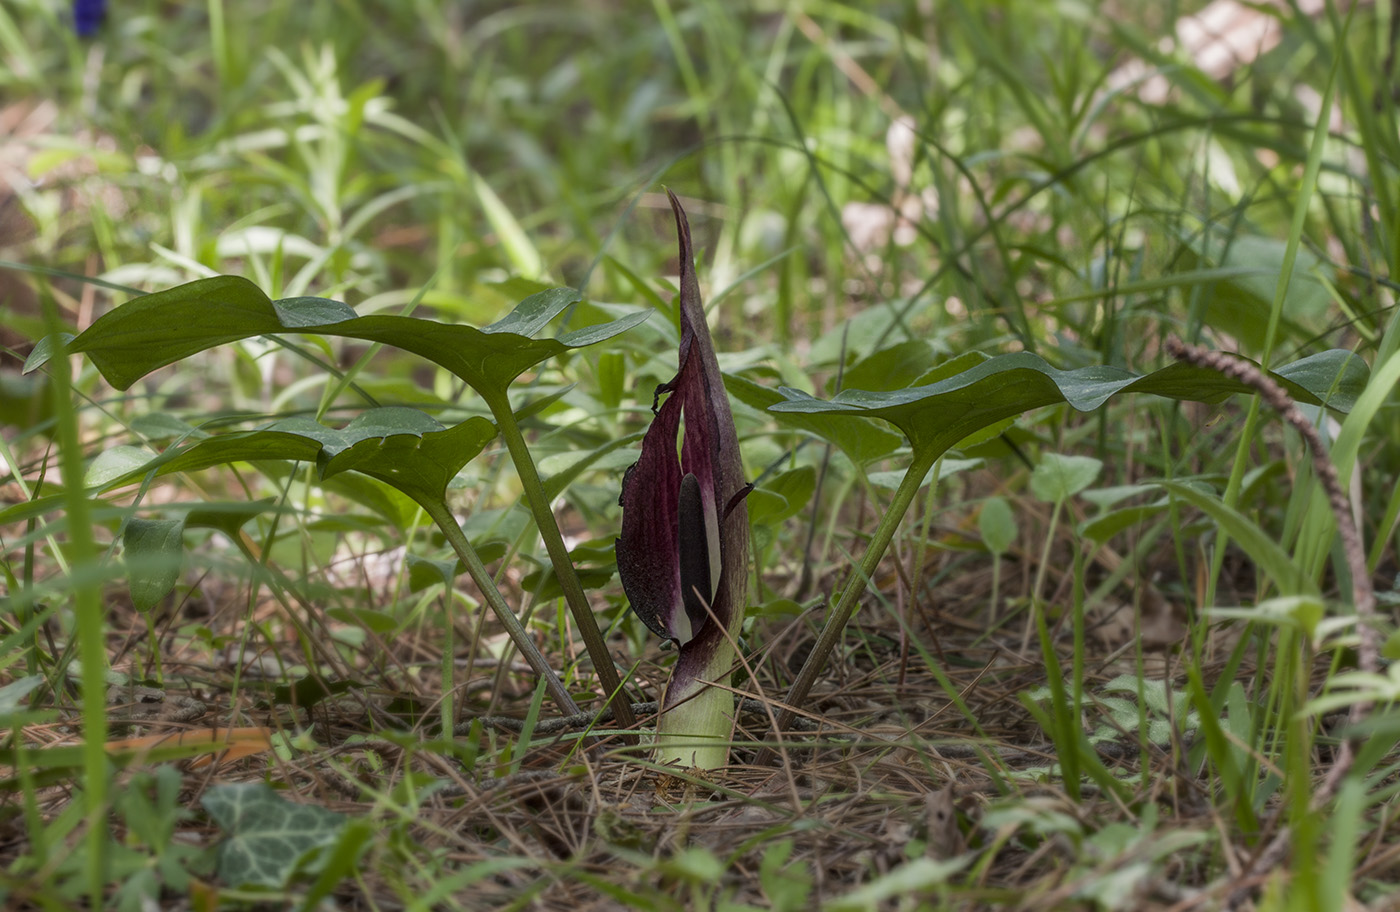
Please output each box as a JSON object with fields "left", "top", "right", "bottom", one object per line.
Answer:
{"left": 616, "top": 190, "right": 750, "bottom": 768}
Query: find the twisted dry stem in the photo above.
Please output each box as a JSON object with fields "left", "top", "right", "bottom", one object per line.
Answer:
{"left": 1164, "top": 338, "right": 1378, "bottom": 899}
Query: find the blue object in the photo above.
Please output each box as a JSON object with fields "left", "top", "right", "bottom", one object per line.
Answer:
{"left": 73, "top": 0, "right": 106, "bottom": 37}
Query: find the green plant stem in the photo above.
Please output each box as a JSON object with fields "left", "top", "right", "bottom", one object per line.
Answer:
{"left": 768, "top": 446, "right": 940, "bottom": 741}
{"left": 484, "top": 392, "right": 638, "bottom": 734}
{"left": 907, "top": 462, "right": 941, "bottom": 659}
{"left": 989, "top": 554, "right": 1001, "bottom": 622}
{"left": 440, "top": 588, "right": 455, "bottom": 738}
{"left": 420, "top": 499, "right": 581, "bottom": 719}
{"left": 47, "top": 320, "right": 106, "bottom": 906}
{"left": 1030, "top": 499, "right": 1080, "bottom": 798}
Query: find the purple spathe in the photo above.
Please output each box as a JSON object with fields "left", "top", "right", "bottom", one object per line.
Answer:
{"left": 616, "top": 190, "right": 750, "bottom": 713}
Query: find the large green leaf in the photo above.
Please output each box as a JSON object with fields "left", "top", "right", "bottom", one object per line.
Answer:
{"left": 314, "top": 409, "right": 498, "bottom": 507}
{"left": 843, "top": 339, "right": 940, "bottom": 392}
{"left": 770, "top": 349, "right": 1368, "bottom": 452}
{"left": 186, "top": 499, "right": 284, "bottom": 540}
{"left": 91, "top": 408, "right": 496, "bottom": 509}
{"left": 726, "top": 373, "right": 901, "bottom": 465}
{"left": 747, "top": 466, "right": 817, "bottom": 527}
{"left": 26, "top": 275, "right": 649, "bottom": 396}
{"left": 141, "top": 433, "right": 326, "bottom": 479}
{"left": 1188, "top": 235, "right": 1333, "bottom": 351}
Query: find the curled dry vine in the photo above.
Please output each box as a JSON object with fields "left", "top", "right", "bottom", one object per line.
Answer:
{"left": 1165, "top": 337, "right": 1379, "bottom": 900}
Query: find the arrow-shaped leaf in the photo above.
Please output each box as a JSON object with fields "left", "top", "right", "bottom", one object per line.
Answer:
{"left": 25, "top": 275, "right": 649, "bottom": 398}
{"left": 88, "top": 408, "right": 496, "bottom": 511}
{"left": 726, "top": 373, "right": 901, "bottom": 464}
{"left": 185, "top": 499, "right": 284, "bottom": 540}
{"left": 315, "top": 409, "right": 498, "bottom": 507}
{"left": 771, "top": 349, "right": 1368, "bottom": 452}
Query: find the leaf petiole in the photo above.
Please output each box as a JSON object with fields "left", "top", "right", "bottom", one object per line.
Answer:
{"left": 480, "top": 392, "right": 637, "bottom": 735}
{"left": 419, "top": 500, "right": 581, "bottom": 718}
{"left": 756, "top": 445, "right": 940, "bottom": 764}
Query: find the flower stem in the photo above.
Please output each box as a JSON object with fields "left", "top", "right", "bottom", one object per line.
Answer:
{"left": 485, "top": 392, "right": 638, "bottom": 734}
{"left": 760, "top": 446, "right": 941, "bottom": 759}
{"left": 656, "top": 668, "right": 735, "bottom": 770}
{"left": 420, "top": 499, "right": 581, "bottom": 718}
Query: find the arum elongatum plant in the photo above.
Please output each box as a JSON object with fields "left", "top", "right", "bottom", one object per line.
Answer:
{"left": 617, "top": 191, "right": 751, "bottom": 769}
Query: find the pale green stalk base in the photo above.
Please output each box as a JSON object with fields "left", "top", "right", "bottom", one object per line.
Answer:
{"left": 656, "top": 643, "right": 737, "bottom": 770}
